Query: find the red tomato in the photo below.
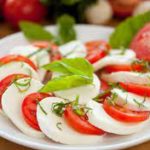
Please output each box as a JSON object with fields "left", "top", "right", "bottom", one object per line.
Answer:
{"left": 131, "top": 23, "right": 150, "bottom": 61}
{"left": 0, "top": 54, "right": 37, "bottom": 70}
{"left": 85, "top": 40, "right": 110, "bottom": 64}
{"left": 22, "top": 92, "right": 50, "bottom": 130}
{"left": 103, "top": 64, "right": 143, "bottom": 73}
{"left": 63, "top": 105, "right": 105, "bottom": 135}
{"left": 120, "top": 82, "right": 150, "bottom": 97}
{"left": 0, "top": 74, "right": 29, "bottom": 108}
{"left": 103, "top": 100, "right": 150, "bottom": 122}
{"left": 33, "top": 41, "right": 62, "bottom": 61}
{"left": 109, "top": 0, "right": 140, "bottom": 17}
{"left": 101, "top": 79, "right": 110, "bottom": 91}
{"left": 3, "top": 0, "right": 47, "bottom": 27}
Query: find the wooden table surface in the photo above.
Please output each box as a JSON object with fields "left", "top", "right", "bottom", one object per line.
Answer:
{"left": 0, "top": 20, "right": 150, "bottom": 150}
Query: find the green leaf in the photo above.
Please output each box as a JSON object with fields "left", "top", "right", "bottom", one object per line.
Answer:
{"left": 56, "top": 14, "right": 76, "bottom": 44}
{"left": 61, "top": 0, "right": 81, "bottom": 5}
{"left": 109, "top": 11, "right": 150, "bottom": 48}
{"left": 39, "top": 75, "right": 92, "bottom": 92}
{"left": 19, "top": 21, "right": 54, "bottom": 41}
{"left": 43, "top": 58, "right": 93, "bottom": 78}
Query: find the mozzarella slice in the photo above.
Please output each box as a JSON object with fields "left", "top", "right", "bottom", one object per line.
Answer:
{"left": 10, "top": 45, "right": 50, "bottom": 81}
{"left": 37, "top": 97, "right": 103, "bottom": 145}
{"left": 101, "top": 71, "right": 150, "bottom": 85}
{"left": 0, "top": 62, "right": 39, "bottom": 81}
{"left": 87, "top": 100, "right": 149, "bottom": 135}
{"left": 59, "top": 40, "right": 87, "bottom": 58}
{"left": 2, "top": 78, "right": 44, "bottom": 138}
{"left": 111, "top": 88, "right": 150, "bottom": 111}
{"left": 54, "top": 74, "right": 100, "bottom": 104}
{"left": 93, "top": 50, "right": 136, "bottom": 71}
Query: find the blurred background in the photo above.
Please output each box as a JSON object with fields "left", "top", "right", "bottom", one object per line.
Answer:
{"left": 0, "top": 0, "right": 150, "bottom": 38}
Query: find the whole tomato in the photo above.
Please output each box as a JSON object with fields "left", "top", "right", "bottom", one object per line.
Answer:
{"left": 3, "top": 0, "right": 47, "bottom": 27}
{"left": 109, "top": 0, "right": 140, "bottom": 18}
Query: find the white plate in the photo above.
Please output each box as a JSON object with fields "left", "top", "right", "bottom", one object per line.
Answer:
{"left": 0, "top": 25, "right": 149, "bottom": 150}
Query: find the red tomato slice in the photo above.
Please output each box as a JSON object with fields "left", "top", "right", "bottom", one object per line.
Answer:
{"left": 33, "top": 41, "right": 62, "bottom": 61}
{"left": 85, "top": 40, "right": 110, "bottom": 64}
{"left": 63, "top": 105, "right": 105, "bottom": 135}
{"left": 0, "top": 74, "right": 29, "bottom": 108}
{"left": 130, "top": 23, "right": 150, "bottom": 61}
{"left": 101, "top": 79, "right": 110, "bottom": 91}
{"left": 119, "top": 82, "right": 150, "bottom": 97}
{"left": 0, "top": 55, "right": 37, "bottom": 70}
{"left": 22, "top": 92, "right": 50, "bottom": 130}
{"left": 103, "top": 64, "right": 143, "bottom": 73}
{"left": 103, "top": 100, "right": 150, "bottom": 122}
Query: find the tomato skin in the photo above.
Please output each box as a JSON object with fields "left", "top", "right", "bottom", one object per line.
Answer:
{"left": 109, "top": 0, "right": 140, "bottom": 17}
{"left": 3, "top": 0, "right": 47, "bottom": 27}
{"left": 22, "top": 92, "right": 50, "bottom": 130}
{"left": 103, "top": 64, "right": 143, "bottom": 73}
{"left": 130, "top": 23, "right": 150, "bottom": 61}
{"left": 85, "top": 40, "right": 110, "bottom": 64}
{"left": 103, "top": 100, "right": 150, "bottom": 122}
{"left": 63, "top": 105, "right": 105, "bottom": 135}
{"left": 0, "top": 54, "right": 37, "bottom": 70}
{"left": 33, "top": 41, "right": 62, "bottom": 61}
{"left": 0, "top": 74, "right": 29, "bottom": 108}
{"left": 120, "top": 82, "right": 150, "bottom": 97}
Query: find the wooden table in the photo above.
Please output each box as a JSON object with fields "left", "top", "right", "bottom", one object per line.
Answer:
{"left": 0, "top": 21, "right": 150, "bottom": 150}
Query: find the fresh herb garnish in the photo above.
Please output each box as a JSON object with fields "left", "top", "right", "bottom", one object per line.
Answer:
{"left": 109, "top": 11, "right": 150, "bottom": 49}
{"left": 38, "top": 101, "right": 47, "bottom": 115}
{"left": 133, "top": 97, "right": 146, "bottom": 108}
{"left": 56, "top": 122, "right": 62, "bottom": 131}
{"left": 107, "top": 92, "right": 118, "bottom": 106}
{"left": 39, "top": 58, "right": 94, "bottom": 93}
{"left": 14, "top": 78, "right": 31, "bottom": 93}
{"left": 20, "top": 14, "right": 76, "bottom": 45}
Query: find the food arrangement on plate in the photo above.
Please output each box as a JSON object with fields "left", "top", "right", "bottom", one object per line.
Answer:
{"left": 0, "top": 12, "right": 150, "bottom": 147}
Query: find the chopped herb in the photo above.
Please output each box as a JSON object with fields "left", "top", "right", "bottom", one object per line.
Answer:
{"left": 133, "top": 98, "right": 146, "bottom": 108}
{"left": 107, "top": 92, "right": 118, "bottom": 106}
{"left": 56, "top": 122, "right": 62, "bottom": 131}
{"left": 52, "top": 101, "right": 70, "bottom": 117}
{"left": 14, "top": 78, "right": 31, "bottom": 93}
{"left": 38, "top": 101, "right": 47, "bottom": 115}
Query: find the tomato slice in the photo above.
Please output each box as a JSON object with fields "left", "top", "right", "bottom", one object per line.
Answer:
{"left": 130, "top": 23, "right": 150, "bottom": 61}
{"left": 103, "top": 64, "right": 143, "bottom": 73}
{"left": 103, "top": 100, "right": 150, "bottom": 122}
{"left": 0, "top": 74, "right": 29, "bottom": 108}
{"left": 119, "top": 82, "right": 150, "bottom": 97}
{"left": 0, "top": 55, "right": 37, "bottom": 70}
{"left": 63, "top": 105, "right": 105, "bottom": 135}
{"left": 33, "top": 41, "right": 62, "bottom": 61}
{"left": 22, "top": 92, "right": 50, "bottom": 130}
{"left": 85, "top": 40, "right": 110, "bottom": 64}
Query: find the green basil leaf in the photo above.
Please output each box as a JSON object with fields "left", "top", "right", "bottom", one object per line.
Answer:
{"left": 39, "top": 75, "right": 92, "bottom": 92}
{"left": 56, "top": 14, "right": 76, "bottom": 44}
{"left": 109, "top": 11, "right": 150, "bottom": 48}
{"left": 43, "top": 58, "right": 93, "bottom": 78}
{"left": 61, "top": 0, "right": 81, "bottom": 5}
{"left": 19, "top": 21, "right": 54, "bottom": 41}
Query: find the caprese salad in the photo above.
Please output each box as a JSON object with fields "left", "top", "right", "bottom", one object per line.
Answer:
{"left": 1, "top": 18, "right": 150, "bottom": 145}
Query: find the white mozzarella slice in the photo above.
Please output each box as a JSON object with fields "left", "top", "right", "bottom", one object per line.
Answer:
{"left": 10, "top": 45, "right": 50, "bottom": 81}
{"left": 101, "top": 71, "right": 150, "bottom": 85}
{"left": 93, "top": 50, "right": 136, "bottom": 71}
{"left": 37, "top": 97, "right": 103, "bottom": 145}
{"left": 1, "top": 78, "right": 44, "bottom": 138}
{"left": 87, "top": 100, "right": 149, "bottom": 135}
{"left": 0, "top": 62, "right": 39, "bottom": 81}
{"left": 59, "top": 40, "right": 87, "bottom": 58}
{"left": 111, "top": 88, "right": 150, "bottom": 111}
{"left": 54, "top": 74, "right": 100, "bottom": 104}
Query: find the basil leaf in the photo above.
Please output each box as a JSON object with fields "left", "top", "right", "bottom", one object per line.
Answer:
{"left": 19, "top": 21, "right": 54, "bottom": 41}
{"left": 109, "top": 11, "right": 150, "bottom": 48}
{"left": 39, "top": 75, "right": 92, "bottom": 92}
{"left": 56, "top": 14, "right": 76, "bottom": 44}
{"left": 43, "top": 58, "right": 93, "bottom": 78}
